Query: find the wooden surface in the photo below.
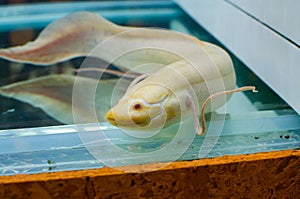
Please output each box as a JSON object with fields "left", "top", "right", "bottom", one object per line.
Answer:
{"left": 0, "top": 149, "right": 299, "bottom": 198}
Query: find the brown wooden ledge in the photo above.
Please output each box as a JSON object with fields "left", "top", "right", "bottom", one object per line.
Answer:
{"left": 0, "top": 150, "right": 299, "bottom": 198}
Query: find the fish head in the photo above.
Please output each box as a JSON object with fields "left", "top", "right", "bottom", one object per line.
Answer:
{"left": 106, "top": 81, "right": 183, "bottom": 131}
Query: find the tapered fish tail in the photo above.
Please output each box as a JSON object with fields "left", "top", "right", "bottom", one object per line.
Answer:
{"left": 0, "top": 12, "right": 120, "bottom": 65}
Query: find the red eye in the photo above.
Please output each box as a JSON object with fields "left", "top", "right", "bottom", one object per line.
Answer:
{"left": 134, "top": 103, "right": 141, "bottom": 110}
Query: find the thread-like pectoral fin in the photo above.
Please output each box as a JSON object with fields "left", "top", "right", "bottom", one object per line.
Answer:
{"left": 191, "top": 86, "right": 258, "bottom": 136}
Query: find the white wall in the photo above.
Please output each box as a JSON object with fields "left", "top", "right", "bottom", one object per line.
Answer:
{"left": 177, "top": 0, "right": 300, "bottom": 114}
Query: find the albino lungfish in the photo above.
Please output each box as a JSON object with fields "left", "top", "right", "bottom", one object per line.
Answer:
{"left": 0, "top": 12, "right": 256, "bottom": 134}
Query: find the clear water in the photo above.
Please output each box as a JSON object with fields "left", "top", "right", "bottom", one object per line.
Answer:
{"left": 0, "top": 1, "right": 299, "bottom": 175}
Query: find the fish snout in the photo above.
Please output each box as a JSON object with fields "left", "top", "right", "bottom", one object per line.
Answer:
{"left": 105, "top": 108, "right": 151, "bottom": 128}
{"left": 106, "top": 109, "right": 118, "bottom": 126}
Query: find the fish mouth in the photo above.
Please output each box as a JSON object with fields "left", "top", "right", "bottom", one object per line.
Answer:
{"left": 106, "top": 110, "right": 150, "bottom": 128}
{"left": 107, "top": 118, "right": 150, "bottom": 128}
{"left": 106, "top": 116, "right": 118, "bottom": 126}
{"left": 106, "top": 110, "right": 119, "bottom": 126}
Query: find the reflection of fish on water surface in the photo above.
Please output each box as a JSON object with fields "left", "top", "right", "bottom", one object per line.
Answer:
{"left": 0, "top": 31, "right": 77, "bottom": 128}
{"left": 0, "top": 12, "right": 255, "bottom": 134}
{"left": 0, "top": 74, "right": 130, "bottom": 124}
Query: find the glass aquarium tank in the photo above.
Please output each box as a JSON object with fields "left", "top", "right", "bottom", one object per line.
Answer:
{"left": 0, "top": 0, "right": 299, "bottom": 175}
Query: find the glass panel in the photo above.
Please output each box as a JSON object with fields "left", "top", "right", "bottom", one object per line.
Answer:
{"left": 0, "top": 1, "right": 299, "bottom": 175}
